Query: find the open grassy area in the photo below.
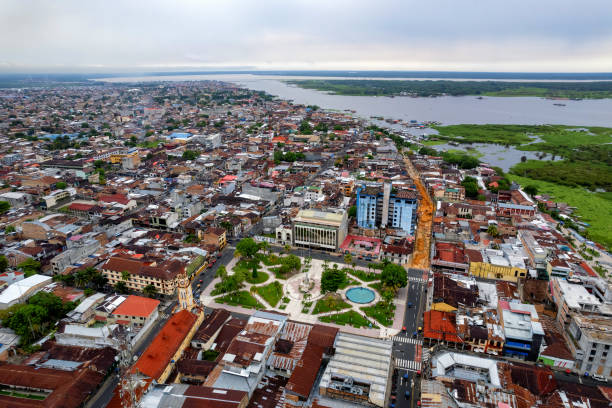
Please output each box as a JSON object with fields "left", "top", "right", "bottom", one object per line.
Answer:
{"left": 288, "top": 79, "right": 612, "bottom": 99}
{"left": 137, "top": 139, "right": 163, "bottom": 148}
{"left": 312, "top": 294, "right": 351, "bottom": 314}
{"left": 233, "top": 258, "right": 261, "bottom": 275}
{"left": 216, "top": 291, "right": 264, "bottom": 309}
{"left": 255, "top": 253, "right": 282, "bottom": 266}
{"left": 346, "top": 268, "right": 380, "bottom": 282}
{"left": 361, "top": 302, "right": 395, "bottom": 327}
{"left": 245, "top": 270, "right": 269, "bottom": 284}
{"left": 255, "top": 281, "right": 284, "bottom": 307}
{"left": 319, "top": 310, "right": 376, "bottom": 328}
{"left": 510, "top": 175, "right": 612, "bottom": 250}
{"left": 510, "top": 160, "right": 612, "bottom": 192}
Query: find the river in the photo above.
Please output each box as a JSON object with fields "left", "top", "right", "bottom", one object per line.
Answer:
{"left": 98, "top": 73, "right": 612, "bottom": 127}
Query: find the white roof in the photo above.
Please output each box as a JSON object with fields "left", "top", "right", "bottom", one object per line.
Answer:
{"left": 432, "top": 352, "right": 501, "bottom": 387}
{"left": 0, "top": 274, "right": 52, "bottom": 305}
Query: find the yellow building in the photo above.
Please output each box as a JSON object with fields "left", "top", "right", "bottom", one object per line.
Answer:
{"left": 110, "top": 150, "right": 138, "bottom": 164}
{"left": 468, "top": 247, "right": 528, "bottom": 282}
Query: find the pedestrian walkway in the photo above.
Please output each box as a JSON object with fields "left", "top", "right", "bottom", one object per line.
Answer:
{"left": 395, "top": 358, "right": 422, "bottom": 371}
{"left": 392, "top": 335, "right": 423, "bottom": 345}
{"left": 407, "top": 276, "right": 426, "bottom": 283}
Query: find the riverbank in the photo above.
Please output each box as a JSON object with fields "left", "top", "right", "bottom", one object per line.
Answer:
{"left": 508, "top": 175, "right": 612, "bottom": 249}
{"left": 287, "top": 79, "right": 612, "bottom": 99}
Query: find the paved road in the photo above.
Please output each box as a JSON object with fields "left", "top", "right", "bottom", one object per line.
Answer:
{"left": 392, "top": 268, "right": 428, "bottom": 408}
{"left": 87, "top": 301, "right": 176, "bottom": 408}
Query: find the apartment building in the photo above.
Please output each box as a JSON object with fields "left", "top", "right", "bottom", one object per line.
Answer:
{"left": 293, "top": 209, "right": 348, "bottom": 251}
{"left": 101, "top": 256, "right": 184, "bottom": 296}
{"left": 356, "top": 183, "right": 418, "bottom": 235}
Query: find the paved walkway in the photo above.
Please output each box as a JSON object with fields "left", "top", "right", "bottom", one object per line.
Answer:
{"left": 201, "top": 254, "right": 406, "bottom": 339}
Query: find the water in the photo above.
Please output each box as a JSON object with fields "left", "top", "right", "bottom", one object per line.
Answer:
{"left": 346, "top": 287, "right": 375, "bottom": 304}
{"left": 98, "top": 73, "right": 612, "bottom": 127}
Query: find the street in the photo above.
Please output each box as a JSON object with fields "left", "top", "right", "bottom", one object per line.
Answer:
{"left": 391, "top": 268, "right": 428, "bottom": 408}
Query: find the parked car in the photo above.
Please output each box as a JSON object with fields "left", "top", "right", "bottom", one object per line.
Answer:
{"left": 593, "top": 374, "right": 608, "bottom": 382}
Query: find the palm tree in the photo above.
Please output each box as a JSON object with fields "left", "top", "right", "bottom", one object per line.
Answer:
{"left": 215, "top": 265, "right": 227, "bottom": 280}
{"left": 121, "top": 271, "right": 130, "bottom": 281}
{"left": 143, "top": 284, "right": 158, "bottom": 298}
{"left": 343, "top": 253, "right": 352, "bottom": 267}
{"left": 259, "top": 241, "right": 270, "bottom": 255}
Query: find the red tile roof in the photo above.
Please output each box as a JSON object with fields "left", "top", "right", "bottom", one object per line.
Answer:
{"left": 112, "top": 295, "right": 160, "bottom": 318}
{"left": 423, "top": 310, "right": 463, "bottom": 343}
{"left": 98, "top": 193, "right": 130, "bottom": 205}
{"left": 285, "top": 343, "right": 325, "bottom": 398}
{"left": 69, "top": 202, "right": 96, "bottom": 211}
{"left": 132, "top": 309, "right": 198, "bottom": 380}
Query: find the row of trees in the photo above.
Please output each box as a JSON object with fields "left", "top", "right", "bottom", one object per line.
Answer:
{"left": 0, "top": 292, "right": 75, "bottom": 347}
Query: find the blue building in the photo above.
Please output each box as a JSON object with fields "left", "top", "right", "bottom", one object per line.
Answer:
{"left": 356, "top": 183, "right": 418, "bottom": 235}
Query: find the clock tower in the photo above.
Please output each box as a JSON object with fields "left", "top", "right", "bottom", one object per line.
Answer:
{"left": 176, "top": 270, "right": 195, "bottom": 311}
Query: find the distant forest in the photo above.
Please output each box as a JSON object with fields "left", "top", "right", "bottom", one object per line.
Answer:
{"left": 288, "top": 79, "right": 612, "bottom": 99}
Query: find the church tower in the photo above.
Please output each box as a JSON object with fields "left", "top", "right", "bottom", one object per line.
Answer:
{"left": 176, "top": 270, "right": 195, "bottom": 311}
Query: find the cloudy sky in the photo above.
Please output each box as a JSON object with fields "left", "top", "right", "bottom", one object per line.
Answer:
{"left": 1, "top": 0, "right": 611, "bottom": 73}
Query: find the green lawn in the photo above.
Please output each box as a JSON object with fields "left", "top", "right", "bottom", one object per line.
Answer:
{"left": 510, "top": 160, "right": 612, "bottom": 192}
{"left": 245, "top": 270, "right": 269, "bottom": 284}
{"left": 319, "top": 310, "right": 376, "bottom": 328}
{"left": 510, "top": 175, "right": 612, "bottom": 249}
{"left": 255, "top": 253, "right": 282, "bottom": 266}
{"left": 256, "top": 281, "right": 284, "bottom": 307}
{"left": 233, "top": 258, "right": 261, "bottom": 275}
{"left": 421, "top": 139, "right": 445, "bottom": 146}
{"left": 216, "top": 291, "right": 264, "bottom": 309}
{"left": 362, "top": 302, "right": 396, "bottom": 327}
{"left": 346, "top": 268, "right": 380, "bottom": 282}
{"left": 312, "top": 295, "right": 351, "bottom": 314}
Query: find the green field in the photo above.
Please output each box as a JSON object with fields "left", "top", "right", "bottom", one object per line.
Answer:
{"left": 217, "top": 291, "right": 264, "bottom": 309}
{"left": 288, "top": 79, "right": 612, "bottom": 99}
{"left": 431, "top": 124, "right": 612, "bottom": 150}
{"left": 312, "top": 295, "right": 351, "bottom": 314}
{"left": 319, "top": 310, "right": 375, "bottom": 328}
{"left": 255, "top": 281, "right": 283, "bottom": 307}
{"left": 510, "top": 160, "right": 612, "bottom": 192}
{"left": 245, "top": 270, "right": 269, "bottom": 284}
{"left": 361, "top": 301, "right": 395, "bottom": 327}
{"left": 509, "top": 175, "right": 612, "bottom": 249}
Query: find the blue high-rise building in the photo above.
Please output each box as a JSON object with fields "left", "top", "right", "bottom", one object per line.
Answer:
{"left": 356, "top": 183, "right": 418, "bottom": 235}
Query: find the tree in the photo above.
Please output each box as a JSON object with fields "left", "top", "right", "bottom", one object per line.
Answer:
{"left": 220, "top": 221, "right": 233, "bottom": 232}
{"left": 55, "top": 181, "right": 67, "bottom": 189}
{"left": 259, "top": 241, "right": 270, "bottom": 255}
{"left": 115, "top": 281, "right": 129, "bottom": 294}
{"left": 280, "top": 254, "right": 301, "bottom": 273}
{"left": 321, "top": 267, "right": 347, "bottom": 293}
{"left": 215, "top": 265, "right": 227, "bottom": 280}
{"left": 143, "top": 284, "right": 158, "bottom": 298}
{"left": 348, "top": 205, "right": 357, "bottom": 218}
{"left": 380, "top": 263, "right": 407, "bottom": 290}
{"left": 524, "top": 185, "right": 538, "bottom": 197}
{"left": 521, "top": 155, "right": 527, "bottom": 163}
{"left": 0, "top": 255, "right": 7, "bottom": 273}
{"left": 121, "top": 271, "right": 130, "bottom": 281}
{"left": 283, "top": 244, "right": 291, "bottom": 254}
{"left": 0, "top": 201, "right": 10, "bottom": 214}
{"left": 487, "top": 224, "right": 500, "bottom": 238}
{"left": 344, "top": 253, "right": 353, "bottom": 267}
{"left": 299, "top": 121, "right": 313, "bottom": 135}
{"left": 5, "top": 225, "right": 15, "bottom": 234}
{"left": 17, "top": 258, "right": 41, "bottom": 277}
{"left": 236, "top": 237, "right": 260, "bottom": 259}
{"left": 461, "top": 176, "right": 480, "bottom": 199}
{"left": 182, "top": 150, "right": 200, "bottom": 161}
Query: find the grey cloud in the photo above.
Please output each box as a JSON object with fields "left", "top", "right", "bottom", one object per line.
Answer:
{"left": 0, "top": 0, "right": 611, "bottom": 72}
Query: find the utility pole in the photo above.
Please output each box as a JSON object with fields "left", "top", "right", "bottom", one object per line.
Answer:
{"left": 115, "top": 328, "right": 141, "bottom": 408}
